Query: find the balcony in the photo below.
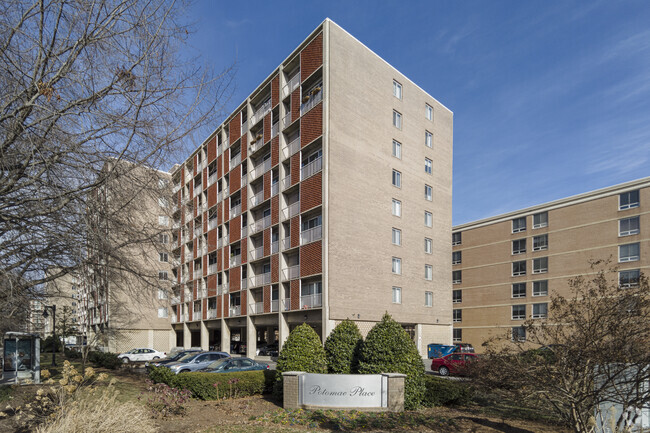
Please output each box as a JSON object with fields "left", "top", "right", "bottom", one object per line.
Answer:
{"left": 250, "top": 158, "right": 272, "bottom": 181}
{"left": 282, "top": 237, "right": 292, "bottom": 250}
{"left": 282, "top": 201, "right": 300, "bottom": 220}
{"left": 217, "top": 284, "right": 223, "bottom": 296}
{"left": 208, "top": 172, "right": 218, "bottom": 186}
{"left": 249, "top": 136, "right": 266, "bottom": 154}
{"left": 301, "top": 293, "right": 322, "bottom": 309}
{"left": 272, "top": 122, "right": 279, "bottom": 138}
{"left": 216, "top": 143, "right": 222, "bottom": 157}
{"left": 183, "top": 312, "right": 189, "bottom": 322}
{"left": 281, "top": 174, "right": 292, "bottom": 190}
{"left": 193, "top": 185, "right": 201, "bottom": 197}
{"left": 207, "top": 309, "right": 217, "bottom": 319}
{"left": 171, "top": 295, "right": 180, "bottom": 304}
{"left": 208, "top": 263, "right": 218, "bottom": 274}
{"left": 281, "top": 112, "right": 292, "bottom": 130}
{"left": 200, "top": 287, "right": 208, "bottom": 299}
{"left": 271, "top": 300, "right": 279, "bottom": 312}
{"left": 301, "top": 156, "right": 322, "bottom": 180}
{"left": 194, "top": 227, "right": 202, "bottom": 238}
{"left": 250, "top": 190, "right": 265, "bottom": 207}
{"left": 217, "top": 237, "right": 224, "bottom": 249}
{"left": 282, "top": 73, "right": 300, "bottom": 99}
{"left": 271, "top": 182, "right": 278, "bottom": 197}
{"left": 250, "top": 302, "right": 264, "bottom": 315}
{"left": 250, "top": 214, "right": 272, "bottom": 234}
{"left": 229, "top": 305, "right": 241, "bottom": 317}
{"left": 271, "top": 241, "right": 278, "bottom": 254}
{"left": 301, "top": 88, "right": 322, "bottom": 115}
{"left": 250, "top": 272, "right": 271, "bottom": 287}
{"left": 250, "top": 99, "right": 271, "bottom": 125}
{"left": 217, "top": 191, "right": 223, "bottom": 203}
{"left": 282, "top": 135, "right": 300, "bottom": 159}
{"left": 241, "top": 278, "right": 248, "bottom": 289}
{"left": 283, "top": 265, "right": 300, "bottom": 280}
{"left": 282, "top": 298, "right": 291, "bottom": 311}
{"left": 230, "top": 153, "right": 241, "bottom": 168}
{"left": 250, "top": 245, "right": 264, "bottom": 261}
{"left": 194, "top": 266, "right": 202, "bottom": 276}
{"left": 300, "top": 225, "right": 322, "bottom": 245}
{"left": 208, "top": 218, "right": 218, "bottom": 230}
{"left": 241, "top": 119, "right": 248, "bottom": 134}
{"left": 241, "top": 226, "right": 248, "bottom": 238}
{"left": 171, "top": 315, "right": 179, "bottom": 323}
{"left": 241, "top": 174, "right": 248, "bottom": 188}
{"left": 173, "top": 184, "right": 181, "bottom": 194}
{"left": 230, "top": 254, "right": 241, "bottom": 267}
{"left": 229, "top": 204, "right": 242, "bottom": 219}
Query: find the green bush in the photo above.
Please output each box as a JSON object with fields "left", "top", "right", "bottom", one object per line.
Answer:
{"left": 88, "top": 351, "right": 121, "bottom": 369}
{"left": 422, "top": 375, "right": 472, "bottom": 407}
{"left": 324, "top": 319, "right": 363, "bottom": 374}
{"left": 168, "top": 370, "right": 274, "bottom": 400}
{"left": 275, "top": 323, "right": 327, "bottom": 397}
{"left": 148, "top": 366, "right": 175, "bottom": 384}
{"left": 358, "top": 312, "right": 426, "bottom": 410}
{"left": 41, "top": 336, "right": 64, "bottom": 353}
{"left": 64, "top": 349, "right": 82, "bottom": 360}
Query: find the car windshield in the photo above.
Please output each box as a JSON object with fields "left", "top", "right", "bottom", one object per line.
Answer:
{"left": 178, "top": 353, "right": 199, "bottom": 363}
{"left": 172, "top": 352, "right": 193, "bottom": 361}
{"left": 205, "top": 358, "right": 229, "bottom": 370}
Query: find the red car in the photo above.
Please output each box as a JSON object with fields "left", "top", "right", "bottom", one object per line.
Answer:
{"left": 431, "top": 353, "right": 478, "bottom": 376}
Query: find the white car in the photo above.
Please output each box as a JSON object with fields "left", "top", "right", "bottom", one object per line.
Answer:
{"left": 118, "top": 348, "right": 166, "bottom": 363}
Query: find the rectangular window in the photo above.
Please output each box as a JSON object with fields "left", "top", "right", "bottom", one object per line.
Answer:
{"left": 512, "top": 217, "right": 526, "bottom": 233}
{"left": 619, "top": 216, "right": 640, "bottom": 236}
{"left": 453, "top": 289, "right": 462, "bottom": 303}
{"left": 392, "top": 199, "right": 402, "bottom": 217}
{"left": 532, "top": 303, "right": 548, "bottom": 319}
{"left": 533, "top": 234, "right": 548, "bottom": 251}
{"left": 453, "top": 270, "right": 462, "bottom": 284}
{"left": 533, "top": 212, "right": 548, "bottom": 228}
{"left": 425, "top": 211, "right": 433, "bottom": 227}
{"left": 619, "top": 190, "right": 640, "bottom": 210}
{"left": 452, "top": 232, "right": 462, "bottom": 246}
{"left": 393, "top": 80, "right": 402, "bottom": 99}
{"left": 619, "top": 243, "right": 640, "bottom": 262}
{"left": 453, "top": 328, "right": 462, "bottom": 342}
{"left": 393, "top": 110, "right": 402, "bottom": 129}
{"left": 512, "top": 326, "right": 526, "bottom": 342}
{"left": 619, "top": 269, "right": 641, "bottom": 287}
{"left": 512, "top": 283, "right": 526, "bottom": 298}
{"left": 452, "top": 251, "right": 462, "bottom": 265}
{"left": 392, "top": 228, "right": 402, "bottom": 246}
{"left": 158, "top": 215, "right": 169, "bottom": 226}
{"left": 159, "top": 234, "right": 169, "bottom": 244}
{"left": 512, "top": 260, "right": 526, "bottom": 276}
{"left": 157, "top": 307, "right": 168, "bottom": 318}
{"left": 159, "top": 252, "right": 168, "bottom": 262}
{"left": 425, "top": 104, "right": 433, "bottom": 121}
{"left": 425, "top": 158, "right": 432, "bottom": 174}
{"left": 392, "top": 287, "right": 402, "bottom": 304}
{"left": 425, "top": 238, "right": 432, "bottom": 254}
{"left": 392, "top": 257, "right": 402, "bottom": 275}
{"left": 425, "top": 131, "right": 433, "bottom": 148}
{"left": 425, "top": 185, "right": 432, "bottom": 201}
{"left": 453, "top": 309, "right": 462, "bottom": 323}
{"left": 533, "top": 280, "right": 548, "bottom": 296}
{"left": 158, "top": 271, "right": 168, "bottom": 280}
{"left": 512, "top": 305, "right": 526, "bottom": 320}
{"left": 158, "top": 289, "right": 168, "bottom": 299}
{"left": 392, "top": 140, "right": 402, "bottom": 159}
{"left": 392, "top": 170, "right": 401, "bottom": 188}
{"left": 512, "top": 239, "right": 526, "bottom": 255}
{"left": 533, "top": 257, "right": 548, "bottom": 274}
{"left": 425, "top": 291, "right": 433, "bottom": 307}
{"left": 425, "top": 265, "right": 433, "bottom": 280}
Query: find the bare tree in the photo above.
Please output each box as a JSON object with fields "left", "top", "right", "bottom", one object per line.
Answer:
{"left": 470, "top": 262, "right": 650, "bottom": 433}
{"left": 0, "top": 0, "right": 232, "bottom": 322}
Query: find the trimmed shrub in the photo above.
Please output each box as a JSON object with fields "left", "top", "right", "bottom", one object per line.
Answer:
{"left": 358, "top": 312, "right": 426, "bottom": 410}
{"left": 88, "top": 351, "right": 121, "bottom": 369}
{"left": 324, "top": 319, "right": 363, "bottom": 374}
{"left": 422, "top": 375, "right": 473, "bottom": 407}
{"left": 149, "top": 365, "right": 176, "bottom": 384}
{"left": 64, "top": 349, "right": 82, "bottom": 360}
{"left": 41, "top": 336, "right": 64, "bottom": 353}
{"left": 275, "top": 323, "right": 327, "bottom": 397}
{"left": 169, "top": 370, "right": 274, "bottom": 400}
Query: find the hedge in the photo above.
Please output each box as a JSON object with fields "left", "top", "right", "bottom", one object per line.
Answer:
{"left": 88, "top": 351, "right": 121, "bottom": 369}
{"left": 324, "top": 319, "right": 363, "bottom": 374}
{"left": 422, "top": 375, "right": 473, "bottom": 407}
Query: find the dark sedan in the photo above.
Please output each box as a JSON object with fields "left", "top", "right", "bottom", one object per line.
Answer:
{"left": 146, "top": 349, "right": 202, "bottom": 369}
{"left": 199, "top": 357, "right": 269, "bottom": 373}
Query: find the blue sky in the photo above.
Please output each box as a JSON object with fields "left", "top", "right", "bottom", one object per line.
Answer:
{"left": 184, "top": 1, "right": 650, "bottom": 225}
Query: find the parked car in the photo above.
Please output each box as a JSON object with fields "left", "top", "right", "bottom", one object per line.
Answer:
{"left": 453, "top": 343, "right": 475, "bottom": 354}
{"left": 146, "top": 349, "right": 202, "bottom": 369}
{"left": 199, "top": 357, "right": 269, "bottom": 373}
{"left": 166, "top": 351, "right": 229, "bottom": 374}
{"left": 256, "top": 342, "right": 279, "bottom": 357}
{"left": 431, "top": 353, "right": 478, "bottom": 376}
{"left": 117, "top": 348, "right": 166, "bottom": 364}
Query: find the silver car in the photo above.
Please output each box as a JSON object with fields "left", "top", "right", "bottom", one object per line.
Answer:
{"left": 166, "top": 351, "right": 229, "bottom": 374}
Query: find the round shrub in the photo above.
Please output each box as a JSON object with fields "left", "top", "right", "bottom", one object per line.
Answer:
{"left": 422, "top": 375, "right": 473, "bottom": 407}
{"left": 358, "top": 312, "right": 426, "bottom": 410}
{"left": 324, "top": 319, "right": 363, "bottom": 374}
{"left": 275, "top": 323, "right": 326, "bottom": 396}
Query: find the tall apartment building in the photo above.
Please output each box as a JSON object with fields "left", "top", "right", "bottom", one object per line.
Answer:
{"left": 452, "top": 177, "right": 650, "bottom": 350}
{"left": 170, "top": 19, "right": 453, "bottom": 358}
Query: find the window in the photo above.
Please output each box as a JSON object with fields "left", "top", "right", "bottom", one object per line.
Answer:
{"left": 424, "top": 238, "right": 432, "bottom": 254}
{"left": 533, "top": 257, "right": 548, "bottom": 274}
{"left": 425, "top": 158, "right": 432, "bottom": 174}
{"left": 392, "top": 228, "right": 402, "bottom": 246}
{"left": 392, "top": 169, "right": 401, "bottom": 188}
{"left": 453, "top": 309, "right": 462, "bottom": 323}
{"left": 452, "top": 232, "right": 462, "bottom": 246}
{"left": 159, "top": 252, "right": 168, "bottom": 262}
{"left": 158, "top": 271, "right": 168, "bottom": 280}
{"left": 392, "top": 257, "right": 402, "bottom": 275}
{"left": 392, "top": 110, "right": 402, "bottom": 129}
{"left": 158, "top": 178, "right": 169, "bottom": 189}
{"left": 424, "top": 184, "right": 432, "bottom": 201}
{"left": 425, "top": 291, "right": 433, "bottom": 307}
{"left": 512, "top": 260, "right": 526, "bottom": 276}
{"left": 393, "top": 80, "right": 402, "bottom": 99}
{"left": 392, "top": 140, "right": 402, "bottom": 159}
{"left": 453, "top": 328, "right": 462, "bottom": 342}
{"left": 392, "top": 287, "right": 402, "bottom": 304}
{"left": 453, "top": 270, "right": 462, "bottom": 284}
{"left": 533, "top": 234, "right": 548, "bottom": 251}
{"left": 425, "top": 211, "right": 432, "bottom": 227}
{"left": 158, "top": 215, "right": 169, "bottom": 226}
{"left": 157, "top": 307, "right": 168, "bottom": 318}
{"left": 452, "top": 251, "right": 462, "bottom": 265}
{"left": 158, "top": 289, "right": 168, "bottom": 299}
{"left": 453, "top": 289, "right": 462, "bottom": 303}
{"left": 512, "top": 326, "right": 526, "bottom": 342}
{"left": 159, "top": 234, "right": 169, "bottom": 244}
{"left": 158, "top": 197, "right": 168, "bottom": 208}
{"left": 619, "top": 216, "right": 640, "bottom": 236}
{"left": 533, "top": 212, "right": 548, "bottom": 228}
{"left": 425, "top": 265, "right": 433, "bottom": 280}
{"left": 532, "top": 303, "right": 548, "bottom": 319}
{"left": 425, "top": 131, "right": 432, "bottom": 148}
{"left": 512, "top": 239, "right": 526, "bottom": 255}
{"left": 392, "top": 199, "right": 402, "bottom": 217}
{"left": 512, "top": 217, "right": 526, "bottom": 233}
{"left": 619, "top": 190, "right": 640, "bottom": 210}
{"left": 619, "top": 243, "right": 640, "bottom": 262}
{"left": 619, "top": 269, "right": 640, "bottom": 288}
{"left": 512, "top": 305, "right": 526, "bottom": 320}
{"left": 425, "top": 104, "right": 433, "bottom": 121}
{"left": 533, "top": 280, "right": 548, "bottom": 296}
{"left": 512, "top": 283, "right": 526, "bottom": 298}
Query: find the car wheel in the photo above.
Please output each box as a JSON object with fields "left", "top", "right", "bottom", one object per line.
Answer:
{"left": 152, "top": 356, "right": 160, "bottom": 360}
{"left": 438, "top": 366, "right": 450, "bottom": 376}
{"left": 179, "top": 369, "right": 189, "bottom": 374}
{"left": 122, "top": 357, "right": 130, "bottom": 364}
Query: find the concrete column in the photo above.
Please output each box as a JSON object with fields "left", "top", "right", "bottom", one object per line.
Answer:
{"left": 281, "top": 371, "right": 302, "bottom": 409}
{"left": 383, "top": 373, "right": 406, "bottom": 412}
{"left": 220, "top": 318, "right": 230, "bottom": 354}
{"left": 278, "top": 312, "right": 290, "bottom": 350}
{"left": 267, "top": 326, "right": 276, "bottom": 343}
{"left": 200, "top": 321, "right": 209, "bottom": 351}
{"left": 183, "top": 323, "right": 191, "bottom": 349}
{"left": 246, "top": 316, "right": 256, "bottom": 358}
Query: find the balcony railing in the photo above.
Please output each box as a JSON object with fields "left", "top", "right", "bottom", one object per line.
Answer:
{"left": 282, "top": 298, "right": 291, "bottom": 311}
{"left": 200, "top": 287, "right": 208, "bottom": 299}
{"left": 301, "top": 156, "right": 322, "bottom": 181}
{"left": 250, "top": 190, "right": 265, "bottom": 207}
{"left": 207, "top": 309, "right": 217, "bottom": 319}
{"left": 301, "top": 88, "right": 322, "bottom": 115}
{"left": 241, "top": 119, "right": 248, "bottom": 134}
{"left": 250, "top": 214, "right": 271, "bottom": 234}
{"left": 173, "top": 184, "right": 181, "bottom": 194}
{"left": 229, "top": 305, "right": 241, "bottom": 317}
{"left": 241, "top": 278, "right": 248, "bottom": 289}
{"left": 281, "top": 174, "right": 292, "bottom": 190}
{"left": 282, "top": 73, "right": 300, "bottom": 99}
{"left": 283, "top": 265, "right": 300, "bottom": 280}
{"left": 250, "top": 302, "right": 264, "bottom": 315}
{"left": 271, "top": 182, "right": 278, "bottom": 197}
{"left": 217, "top": 191, "right": 223, "bottom": 203}
{"left": 271, "top": 241, "right": 278, "bottom": 254}
{"left": 282, "top": 201, "right": 300, "bottom": 220}
{"left": 230, "top": 153, "right": 241, "bottom": 168}
{"left": 171, "top": 315, "right": 179, "bottom": 323}
{"left": 250, "top": 99, "right": 271, "bottom": 125}
{"left": 208, "top": 172, "right": 218, "bottom": 186}
{"left": 217, "top": 285, "right": 223, "bottom": 296}
{"left": 193, "top": 184, "right": 201, "bottom": 197}
{"left": 194, "top": 228, "right": 202, "bottom": 238}
{"left": 272, "top": 122, "right": 279, "bottom": 138}
{"left": 223, "top": 282, "right": 229, "bottom": 293}
{"left": 282, "top": 135, "right": 300, "bottom": 159}
{"left": 271, "top": 300, "right": 279, "bottom": 312}
{"left": 241, "top": 174, "right": 248, "bottom": 187}
{"left": 208, "top": 218, "right": 218, "bottom": 230}
{"left": 250, "top": 272, "right": 271, "bottom": 287}
{"left": 301, "top": 293, "right": 322, "bottom": 309}
{"left": 217, "top": 143, "right": 222, "bottom": 157}
{"left": 300, "top": 225, "right": 322, "bottom": 245}
{"left": 241, "top": 226, "right": 248, "bottom": 238}
{"left": 171, "top": 296, "right": 180, "bottom": 304}
{"left": 209, "top": 263, "right": 218, "bottom": 274}
{"left": 194, "top": 266, "right": 202, "bottom": 276}
{"left": 230, "top": 203, "right": 242, "bottom": 219}
{"left": 217, "top": 237, "right": 223, "bottom": 249}
{"left": 250, "top": 158, "right": 272, "bottom": 181}
{"left": 250, "top": 245, "right": 264, "bottom": 261}
{"left": 281, "top": 112, "right": 292, "bottom": 129}
{"left": 282, "top": 237, "right": 292, "bottom": 250}
{"left": 230, "top": 254, "right": 241, "bottom": 267}
{"left": 249, "top": 136, "right": 265, "bottom": 154}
